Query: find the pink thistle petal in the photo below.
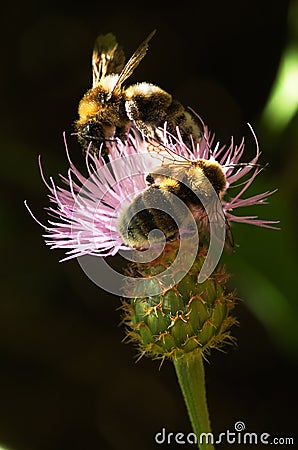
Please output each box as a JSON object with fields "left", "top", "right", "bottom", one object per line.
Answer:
{"left": 27, "top": 122, "right": 278, "bottom": 260}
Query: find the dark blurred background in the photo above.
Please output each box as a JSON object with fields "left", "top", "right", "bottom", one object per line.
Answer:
{"left": 1, "top": 0, "right": 298, "bottom": 449}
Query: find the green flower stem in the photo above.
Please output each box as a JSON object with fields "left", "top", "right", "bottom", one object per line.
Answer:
{"left": 173, "top": 350, "right": 214, "bottom": 450}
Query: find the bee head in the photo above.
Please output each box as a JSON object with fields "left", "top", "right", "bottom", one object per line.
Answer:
{"left": 76, "top": 120, "right": 116, "bottom": 154}
{"left": 81, "top": 120, "right": 105, "bottom": 140}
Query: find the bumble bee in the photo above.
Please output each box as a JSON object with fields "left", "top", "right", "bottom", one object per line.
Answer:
{"left": 117, "top": 145, "right": 234, "bottom": 251}
{"left": 76, "top": 30, "right": 202, "bottom": 155}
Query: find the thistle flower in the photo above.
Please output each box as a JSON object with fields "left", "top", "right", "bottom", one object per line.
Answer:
{"left": 25, "top": 125, "right": 277, "bottom": 262}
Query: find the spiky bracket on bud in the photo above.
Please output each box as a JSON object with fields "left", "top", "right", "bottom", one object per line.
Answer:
{"left": 122, "top": 243, "right": 237, "bottom": 362}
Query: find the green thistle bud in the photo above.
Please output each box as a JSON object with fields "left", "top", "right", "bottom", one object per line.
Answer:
{"left": 122, "top": 242, "right": 237, "bottom": 361}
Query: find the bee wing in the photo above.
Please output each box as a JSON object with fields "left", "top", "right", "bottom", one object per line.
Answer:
{"left": 146, "top": 141, "right": 190, "bottom": 172}
{"left": 92, "top": 33, "right": 126, "bottom": 87}
{"left": 111, "top": 30, "right": 156, "bottom": 95}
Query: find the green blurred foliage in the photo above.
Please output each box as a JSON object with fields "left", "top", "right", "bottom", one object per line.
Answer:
{"left": 225, "top": 0, "right": 298, "bottom": 359}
